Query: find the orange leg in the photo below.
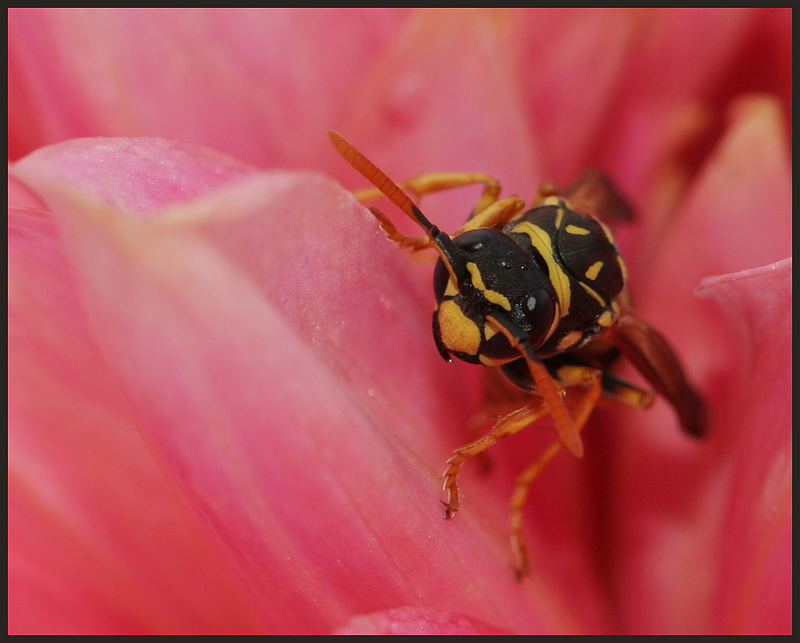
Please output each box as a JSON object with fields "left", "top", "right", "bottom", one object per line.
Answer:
{"left": 353, "top": 172, "right": 514, "bottom": 251}
{"left": 354, "top": 171, "right": 502, "bottom": 216}
{"left": 442, "top": 397, "right": 550, "bottom": 518}
{"left": 486, "top": 314, "right": 584, "bottom": 458}
{"left": 367, "top": 205, "right": 431, "bottom": 251}
{"left": 456, "top": 196, "right": 527, "bottom": 234}
{"left": 509, "top": 369, "right": 602, "bottom": 578}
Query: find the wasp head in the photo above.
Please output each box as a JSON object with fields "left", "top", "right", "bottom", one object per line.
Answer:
{"left": 432, "top": 228, "right": 556, "bottom": 366}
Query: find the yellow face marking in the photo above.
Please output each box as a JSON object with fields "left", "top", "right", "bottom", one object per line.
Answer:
{"left": 466, "top": 262, "right": 486, "bottom": 289}
{"left": 584, "top": 261, "right": 604, "bottom": 281}
{"left": 484, "top": 324, "right": 497, "bottom": 341}
{"left": 438, "top": 300, "right": 481, "bottom": 356}
{"left": 511, "top": 222, "right": 571, "bottom": 320}
{"left": 565, "top": 224, "right": 591, "bottom": 235}
{"left": 466, "top": 262, "right": 511, "bottom": 311}
{"left": 444, "top": 278, "right": 458, "bottom": 297}
{"left": 597, "top": 309, "right": 614, "bottom": 327}
{"left": 483, "top": 290, "right": 511, "bottom": 310}
{"left": 579, "top": 281, "right": 607, "bottom": 307}
{"left": 556, "top": 331, "right": 584, "bottom": 351}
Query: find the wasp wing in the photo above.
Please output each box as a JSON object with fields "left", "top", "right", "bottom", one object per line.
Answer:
{"left": 608, "top": 312, "right": 706, "bottom": 437}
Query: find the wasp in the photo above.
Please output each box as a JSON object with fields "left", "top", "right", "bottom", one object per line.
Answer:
{"left": 328, "top": 130, "right": 705, "bottom": 578}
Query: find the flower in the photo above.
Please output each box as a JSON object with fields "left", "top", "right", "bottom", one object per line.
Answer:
{"left": 8, "top": 8, "right": 791, "bottom": 634}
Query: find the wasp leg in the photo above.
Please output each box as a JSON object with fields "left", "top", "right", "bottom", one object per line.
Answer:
{"left": 509, "top": 368, "right": 602, "bottom": 578}
{"left": 595, "top": 370, "right": 655, "bottom": 410}
{"left": 367, "top": 194, "right": 526, "bottom": 251}
{"left": 509, "top": 442, "right": 561, "bottom": 579}
{"left": 486, "top": 313, "right": 584, "bottom": 458}
{"left": 367, "top": 205, "right": 431, "bottom": 251}
{"left": 328, "top": 130, "right": 467, "bottom": 285}
{"left": 442, "top": 397, "right": 550, "bottom": 519}
{"left": 551, "top": 363, "right": 656, "bottom": 411}
{"left": 355, "top": 172, "right": 502, "bottom": 218}
{"left": 457, "top": 196, "right": 527, "bottom": 233}
{"left": 463, "top": 367, "right": 536, "bottom": 475}
{"left": 355, "top": 172, "right": 508, "bottom": 252}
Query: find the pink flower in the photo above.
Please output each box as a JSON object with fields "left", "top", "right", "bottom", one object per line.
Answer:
{"left": 8, "top": 8, "right": 791, "bottom": 634}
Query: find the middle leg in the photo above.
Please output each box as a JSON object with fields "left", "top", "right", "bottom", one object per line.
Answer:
{"left": 509, "top": 367, "right": 603, "bottom": 577}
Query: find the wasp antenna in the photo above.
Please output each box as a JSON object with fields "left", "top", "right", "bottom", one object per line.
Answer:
{"left": 327, "top": 130, "right": 437, "bottom": 234}
{"left": 328, "top": 130, "right": 466, "bottom": 282}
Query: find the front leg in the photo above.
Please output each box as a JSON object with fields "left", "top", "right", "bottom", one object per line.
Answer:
{"left": 442, "top": 397, "right": 550, "bottom": 519}
{"left": 485, "top": 313, "right": 584, "bottom": 458}
{"left": 354, "top": 171, "right": 503, "bottom": 219}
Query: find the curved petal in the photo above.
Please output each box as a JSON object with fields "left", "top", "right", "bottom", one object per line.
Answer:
{"left": 696, "top": 260, "right": 791, "bottom": 634}
{"left": 10, "top": 138, "right": 610, "bottom": 633}
{"left": 9, "top": 175, "right": 264, "bottom": 634}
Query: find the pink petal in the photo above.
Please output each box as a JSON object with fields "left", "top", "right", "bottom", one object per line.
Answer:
{"left": 696, "top": 261, "right": 791, "bottom": 634}
{"left": 330, "top": 10, "right": 544, "bottom": 232}
{"left": 9, "top": 175, "right": 263, "bottom": 634}
{"left": 334, "top": 606, "right": 509, "bottom": 635}
{"left": 8, "top": 8, "right": 408, "bottom": 165}
{"left": 10, "top": 138, "right": 608, "bottom": 633}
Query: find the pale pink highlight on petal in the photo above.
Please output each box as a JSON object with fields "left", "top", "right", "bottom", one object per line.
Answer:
{"left": 14, "top": 137, "right": 257, "bottom": 216}
{"left": 9, "top": 200, "right": 264, "bottom": 634}
{"left": 335, "top": 606, "right": 509, "bottom": 635}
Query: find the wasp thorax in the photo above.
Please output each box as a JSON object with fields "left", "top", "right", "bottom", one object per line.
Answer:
{"left": 432, "top": 229, "right": 557, "bottom": 366}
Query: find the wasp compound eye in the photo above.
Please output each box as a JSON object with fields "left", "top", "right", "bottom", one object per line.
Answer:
{"left": 454, "top": 228, "right": 493, "bottom": 253}
{"left": 521, "top": 287, "right": 556, "bottom": 347}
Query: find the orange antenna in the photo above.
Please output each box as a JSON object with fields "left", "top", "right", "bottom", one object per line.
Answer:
{"left": 328, "top": 129, "right": 465, "bottom": 280}
{"left": 327, "top": 130, "right": 429, "bottom": 229}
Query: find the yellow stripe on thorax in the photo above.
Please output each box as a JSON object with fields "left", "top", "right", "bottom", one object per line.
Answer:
{"left": 565, "top": 224, "right": 591, "bottom": 235}
{"left": 584, "top": 261, "right": 603, "bottom": 280}
{"left": 578, "top": 281, "right": 607, "bottom": 307}
{"left": 510, "top": 222, "right": 571, "bottom": 318}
